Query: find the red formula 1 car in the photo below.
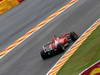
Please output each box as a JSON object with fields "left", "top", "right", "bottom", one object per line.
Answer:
{"left": 40, "top": 32, "right": 79, "bottom": 60}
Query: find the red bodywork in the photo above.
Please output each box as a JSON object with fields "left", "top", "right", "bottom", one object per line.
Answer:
{"left": 49, "top": 33, "right": 70, "bottom": 49}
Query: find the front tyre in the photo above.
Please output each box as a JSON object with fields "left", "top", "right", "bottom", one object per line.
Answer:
{"left": 40, "top": 50, "right": 47, "bottom": 60}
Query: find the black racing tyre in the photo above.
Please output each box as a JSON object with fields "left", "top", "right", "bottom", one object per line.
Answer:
{"left": 40, "top": 50, "right": 47, "bottom": 60}
{"left": 70, "top": 32, "right": 79, "bottom": 41}
{"left": 57, "top": 44, "right": 65, "bottom": 53}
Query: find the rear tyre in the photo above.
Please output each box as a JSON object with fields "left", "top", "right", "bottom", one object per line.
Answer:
{"left": 70, "top": 32, "right": 79, "bottom": 42}
{"left": 57, "top": 44, "right": 65, "bottom": 53}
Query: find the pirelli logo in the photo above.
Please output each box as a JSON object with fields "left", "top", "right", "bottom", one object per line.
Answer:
{"left": 80, "top": 61, "right": 100, "bottom": 75}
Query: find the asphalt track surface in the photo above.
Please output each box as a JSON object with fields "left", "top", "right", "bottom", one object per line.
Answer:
{"left": 0, "top": 0, "right": 70, "bottom": 50}
{"left": 0, "top": 0, "right": 100, "bottom": 75}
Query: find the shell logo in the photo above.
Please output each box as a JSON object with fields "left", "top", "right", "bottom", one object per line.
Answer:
{"left": 90, "top": 68, "right": 100, "bottom": 75}
{"left": 80, "top": 61, "right": 100, "bottom": 75}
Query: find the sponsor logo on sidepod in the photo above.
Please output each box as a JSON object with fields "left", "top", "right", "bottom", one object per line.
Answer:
{"left": 80, "top": 61, "right": 100, "bottom": 75}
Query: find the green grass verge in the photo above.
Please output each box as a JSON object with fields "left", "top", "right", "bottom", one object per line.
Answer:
{"left": 57, "top": 26, "right": 100, "bottom": 75}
